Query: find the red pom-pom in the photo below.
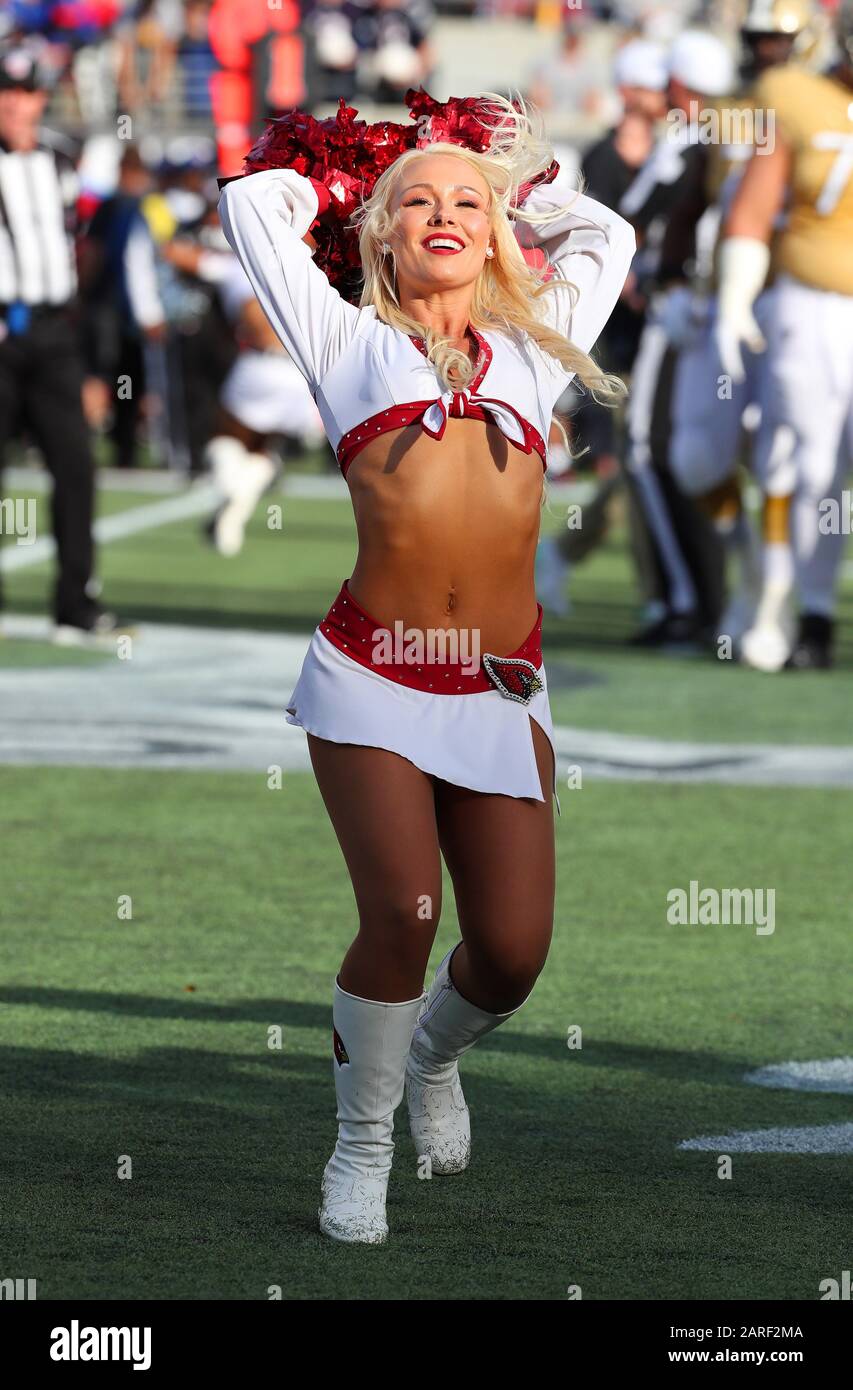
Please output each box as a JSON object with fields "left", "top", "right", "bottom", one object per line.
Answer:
{"left": 238, "top": 100, "right": 415, "bottom": 301}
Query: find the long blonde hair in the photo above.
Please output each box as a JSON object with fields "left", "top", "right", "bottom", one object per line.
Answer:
{"left": 353, "top": 94, "right": 625, "bottom": 406}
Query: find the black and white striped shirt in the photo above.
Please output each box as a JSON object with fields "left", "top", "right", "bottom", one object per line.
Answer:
{"left": 0, "top": 136, "right": 78, "bottom": 305}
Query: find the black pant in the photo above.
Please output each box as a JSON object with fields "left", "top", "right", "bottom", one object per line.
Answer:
{"left": 0, "top": 307, "right": 96, "bottom": 625}
{"left": 111, "top": 331, "right": 145, "bottom": 469}
{"left": 174, "top": 307, "right": 238, "bottom": 475}
{"left": 626, "top": 337, "right": 725, "bottom": 629}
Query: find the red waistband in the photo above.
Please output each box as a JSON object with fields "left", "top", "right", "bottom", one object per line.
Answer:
{"left": 318, "top": 580, "right": 543, "bottom": 695}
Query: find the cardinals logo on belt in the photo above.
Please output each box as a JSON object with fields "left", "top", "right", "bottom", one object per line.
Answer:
{"left": 482, "top": 653, "right": 543, "bottom": 705}
{"left": 333, "top": 1028, "right": 350, "bottom": 1066}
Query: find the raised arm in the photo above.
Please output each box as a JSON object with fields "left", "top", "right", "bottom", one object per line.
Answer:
{"left": 515, "top": 181, "right": 636, "bottom": 355}
{"left": 217, "top": 168, "right": 361, "bottom": 392}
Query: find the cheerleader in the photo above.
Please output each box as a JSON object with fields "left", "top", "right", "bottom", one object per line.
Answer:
{"left": 218, "top": 93, "right": 634, "bottom": 1244}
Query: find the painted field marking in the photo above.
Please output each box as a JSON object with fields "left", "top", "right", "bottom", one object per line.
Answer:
{"left": 745, "top": 1057, "right": 853, "bottom": 1094}
{"left": 679, "top": 1057, "right": 853, "bottom": 1154}
{"left": 0, "top": 483, "right": 219, "bottom": 574}
{"left": 678, "top": 1123, "right": 853, "bottom": 1154}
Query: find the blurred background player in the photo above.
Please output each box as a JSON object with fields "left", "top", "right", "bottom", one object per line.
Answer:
{"left": 535, "top": 35, "right": 668, "bottom": 618}
{"left": 203, "top": 258, "right": 326, "bottom": 556}
{"left": 718, "top": 0, "right": 853, "bottom": 670}
{"left": 664, "top": 0, "right": 817, "bottom": 651}
{"left": 145, "top": 138, "right": 237, "bottom": 476}
{"left": 79, "top": 144, "right": 162, "bottom": 470}
{"left": 618, "top": 28, "right": 737, "bottom": 648}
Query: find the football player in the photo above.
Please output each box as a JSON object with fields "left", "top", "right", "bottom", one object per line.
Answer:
{"left": 717, "top": 0, "right": 853, "bottom": 669}
{"left": 619, "top": 29, "right": 737, "bottom": 647}
{"left": 667, "top": 0, "right": 817, "bottom": 649}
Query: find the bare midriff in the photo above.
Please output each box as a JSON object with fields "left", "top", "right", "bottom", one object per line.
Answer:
{"left": 346, "top": 416, "right": 544, "bottom": 657}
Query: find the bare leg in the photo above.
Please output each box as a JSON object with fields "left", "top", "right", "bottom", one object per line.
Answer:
{"left": 433, "top": 717, "right": 556, "bottom": 1012}
{"left": 307, "top": 736, "right": 443, "bottom": 1001}
{"left": 404, "top": 719, "right": 556, "bottom": 1175}
{"left": 308, "top": 735, "right": 446, "bottom": 1242}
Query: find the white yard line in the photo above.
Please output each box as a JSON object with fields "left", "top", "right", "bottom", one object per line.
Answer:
{"left": 2, "top": 617, "right": 853, "bottom": 784}
{"left": 678, "top": 1124, "right": 853, "bottom": 1154}
{"left": 1, "top": 483, "right": 220, "bottom": 573}
{"left": 679, "top": 1057, "right": 853, "bottom": 1153}
{"left": 744, "top": 1058, "right": 853, "bottom": 1094}
{"left": 4, "top": 464, "right": 355, "bottom": 498}
{"left": 1, "top": 468, "right": 600, "bottom": 573}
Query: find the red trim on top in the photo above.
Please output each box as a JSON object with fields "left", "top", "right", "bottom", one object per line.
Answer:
{"left": 337, "top": 401, "right": 449, "bottom": 476}
{"left": 409, "top": 325, "right": 492, "bottom": 392}
{"left": 335, "top": 328, "right": 546, "bottom": 479}
{"left": 336, "top": 401, "right": 546, "bottom": 478}
{"left": 318, "top": 579, "right": 543, "bottom": 695}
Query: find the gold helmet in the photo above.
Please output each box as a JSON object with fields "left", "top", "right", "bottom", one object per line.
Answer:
{"left": 741, "top": 0, "right": 814, "bottom": 37}
{"left": 741, "top": 0, "right": 820, "bottom": 62}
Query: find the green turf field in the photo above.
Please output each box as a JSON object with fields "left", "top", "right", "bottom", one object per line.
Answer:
{"left": 1, "top": 473, "right": 850, "bottom": 1300}
{"left": 3, "top": 476, "right": 852, "bottom": 743}
{"left": 1, "top": 766, "right": 849, "bottom": 1301}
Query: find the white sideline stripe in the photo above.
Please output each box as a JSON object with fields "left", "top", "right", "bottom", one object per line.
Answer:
{"left": 0, "top": 484, "right": 219, "bottom": 573}
{"left": 3, "top": 465, "right": 354, "bottom": 500}
{"left": 1, "top": 471, "right": 598, "bottom": 574}
{"left": 2, "top": 617, "right": 853, "bottom": 782}
{"left": 3, "top": 464, "right": 599, "bottom": 503}
{"left": 744, "top": 1057, "right": 853, "bottom": 1094}
{"left": 678, "top": 1124, "right": 853, "bottom": 1154}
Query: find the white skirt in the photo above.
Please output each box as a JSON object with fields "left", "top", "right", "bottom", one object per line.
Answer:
{"left": 286, "top": 627, "right": 561, "bottom": 813}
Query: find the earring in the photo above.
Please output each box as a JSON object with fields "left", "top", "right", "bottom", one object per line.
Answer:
{"left": 380, "top": 242, "right": 392, "bottom": 255}
{"left": 485, "top": 247, "right": 494, "bottom": 259}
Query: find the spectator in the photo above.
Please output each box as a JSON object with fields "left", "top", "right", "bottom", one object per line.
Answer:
{"left": 367, "top": 0, "right": 434, "bottom": 103}
{"left": 304, "top": 1, "right": 359, "bottom": 106}
{"left": 528, "top": 11, "right": 607, "bottom": 121}
{"left": 177, "top": 0, "right": 215, "bottom": 120}
{"left": 115, "top": 0, "right": 183, "bottom": 119}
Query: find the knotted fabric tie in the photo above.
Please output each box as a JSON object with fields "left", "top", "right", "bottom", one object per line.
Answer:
{"left": 421, "top": 388, "right": 531, "bottom": 450}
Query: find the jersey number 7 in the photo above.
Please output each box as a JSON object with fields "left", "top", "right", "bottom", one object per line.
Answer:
{"left": 812, "top": 131, "right": 853, "bottom": 217}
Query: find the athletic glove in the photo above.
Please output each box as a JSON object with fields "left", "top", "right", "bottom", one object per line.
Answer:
{"left": 715, "top": 236, "right": 771, "bottom": 385}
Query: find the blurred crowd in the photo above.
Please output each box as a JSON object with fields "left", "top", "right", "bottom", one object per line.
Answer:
{"left": 0, "top": 0, "right": 849, "bottom": 669}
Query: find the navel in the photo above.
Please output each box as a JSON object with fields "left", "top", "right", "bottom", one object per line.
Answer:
{"left": 445, "top": 585, "right": 456, "bottom": 615}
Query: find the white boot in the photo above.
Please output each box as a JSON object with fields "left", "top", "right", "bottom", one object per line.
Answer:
{"left": 406, "top": 946, "right": 528, "bottom": 1176}
{"left": 205, "top": 437, "right": 278, "bottom": 557}
{"left": 319, "top": 980, "right": 424, "bottom": 1246}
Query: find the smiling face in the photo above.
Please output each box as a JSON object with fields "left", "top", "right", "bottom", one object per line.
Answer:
{"left": 387, "top": 152, "right": 494, "bottom": 302}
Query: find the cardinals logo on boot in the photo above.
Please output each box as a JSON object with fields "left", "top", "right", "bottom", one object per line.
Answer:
{"left": 333, "top": 1028, "right": 349, "bottom": 1066}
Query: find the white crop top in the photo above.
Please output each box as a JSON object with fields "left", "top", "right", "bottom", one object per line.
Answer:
{"left": 218, "top": 167, "right": 635, "bottom": 477}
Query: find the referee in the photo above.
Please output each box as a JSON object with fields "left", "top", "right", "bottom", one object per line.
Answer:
{"left": 0, "top": 46, "right": 123, "bottom": 642}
